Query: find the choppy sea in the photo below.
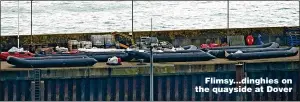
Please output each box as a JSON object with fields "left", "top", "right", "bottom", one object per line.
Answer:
{"left": 0, "top": 1, "right": 299, "bottom": 35}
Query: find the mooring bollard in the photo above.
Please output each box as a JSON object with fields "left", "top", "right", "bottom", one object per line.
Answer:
{"left": 235, "top": 62, "right": 245, "bottom": 101}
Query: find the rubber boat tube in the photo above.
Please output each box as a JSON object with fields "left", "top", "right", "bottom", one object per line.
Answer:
{"left": 7, "top": 56, "right": 98, "bottom": 68}
{"left": 226, "top": 47, "right": 298, "bottom": 60}
{"left": 133, "top": 51, "right": 216, "bottom": 62}
{"left": 35, "top": 52, "right": 134, "bottom": 62}
{"left": 7, "top": 55, "right": 90, "bottom": 65}
{"left": 162, "top": 50, "right": 203, "bottom": 53}
{"left": 128, "top": 50, "right": 204, "bottom": 58}
{"left": 77, "top": 48, "right": 126, "bottom": 52}
{"left": 35, "top": 52, "right": 126, "bottom": 57}
{"left": 206, "top": 42, "right": 279, "bottom": 50}
{"left": 208, "top": 47, "right": 293, "bottom": 58}
{"left": 25, "top": 55, "right": 89, "bottom": 60}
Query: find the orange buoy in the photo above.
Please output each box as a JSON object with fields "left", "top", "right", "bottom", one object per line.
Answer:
{"left": 246, "top": 35, "right": 254, "bottom": 45}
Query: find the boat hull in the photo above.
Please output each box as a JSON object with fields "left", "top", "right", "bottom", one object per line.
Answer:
{"left": 35, "top": 52, "right": 134, "bottom": 62}
{"left": 154, "top": 50, "right": 203, "bottom": 53}
{"left": 7, "top": 55, "right": 90, "bottom": 65}
{"left": 226, "top": 47, "right": 298, "bottom": 60}
{"left": 133, "top": 51, "right": 216, "bottom": 62}
{"left": 205, "top": 42, "right": 279, "bottom": 50}
{"left": 7, "top": 56, "right": 97, "bottom": 68}
{"left": 208, "top": 47, "right": 293, "bottom": 58}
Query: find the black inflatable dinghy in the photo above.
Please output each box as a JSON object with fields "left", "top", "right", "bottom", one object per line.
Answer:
{"left": 208, "top": 47, "right": 293, "bottom": 58}
{"left": 133, "top": 51, "right": 216, "bottom": 62}
{"left": 226, "top": 47, "right": 298, "bottom": 60}
{"left": 7, "top": 55, "right": 89, "bottom": 65}
{"left": 35, "top": 52, "right": 134, "bottom": 62}
{"left": 24, "top": 55, "right": 89, "bottom": 60}
{"left": 35, "top": 52, "right": 126, "bottom": 57}
{"left": 205, "top": 42, "right": 279, "bottom": 50}
{"left": 7, "top": 56, "right": 97, "bottom": 68}
{"left": 158, "top": 50, "right": 203, "bottom": 53}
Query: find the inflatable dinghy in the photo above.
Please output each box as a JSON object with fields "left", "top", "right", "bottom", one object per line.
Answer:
{"left": 7, "top": 55, "right": 89, "bottom": 65}
{"left": 162, "top": 50, "right": 203, "bottom": 53}
{"left": 7, "top": 56, "right": 97, "bottom": 68}
{"left": 35, "top": 52, "right": 133, "bottom": 62}
{"left": 77, "top": 48, "right": 126, "bottom": 52}
{"left": 205, "top": 42, "right": 279, "bottom": 50}
{"left": 208, "top": 47, "right": 293, "bottom": 58}
{"left": 133, "top": 51, "right": 216, "bottom": 62}
{"left": 25, "top": 55, "right": 89, "bottom": 60}
{"left": 35, "top": 52, "right": 126, "bottom": 57}
{"left": 226, "top": 47, "right": 298, "bottom": 60}
{"left": 0, "top": 52, "right": 34, "bottom": 61}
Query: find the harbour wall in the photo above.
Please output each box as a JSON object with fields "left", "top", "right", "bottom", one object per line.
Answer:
{"left": 0, "top": 26, "right": 299, "bottom": 51}
{"left": 0, "top": 61, "right": 299, "bottom": 101}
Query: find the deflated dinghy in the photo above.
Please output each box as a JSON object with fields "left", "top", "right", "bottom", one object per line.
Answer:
{"left": 35, "top": 52, "right": 134, "bottom": 62}
{"left": 163, "top": 50, "right": 203, "bottom": 53}
{"left": 7, "top": 56, "right": 97, "bottom": 68}
{"left": 133, "top": 51, "right": 216, "bottom": 62}
{"left": 226, "top": 47, "right": 298, "bottom": 60}
{"left": 35, "top": 51, "right": 125, "bottom": 57}
{"left": 208, "top": 47, "right": 293, "bottom": 58}
{"left": 206, "top": 42, "right": 279, "bottom": 50}
{"left": 77, "top": 48, "right": 126, "bottom": 52}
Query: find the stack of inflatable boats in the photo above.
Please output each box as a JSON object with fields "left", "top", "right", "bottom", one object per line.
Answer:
{"left": 205, "top": 42, "right": 298, "bottom": 60}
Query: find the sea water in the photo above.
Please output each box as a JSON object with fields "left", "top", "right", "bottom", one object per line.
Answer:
{"left": 0, "top": 1, "right": 299, "bottom": 35}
